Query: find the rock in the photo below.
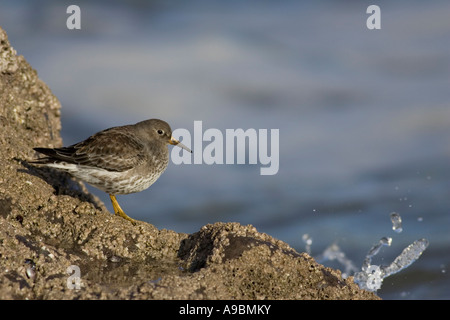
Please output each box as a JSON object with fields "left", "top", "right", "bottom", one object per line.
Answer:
{"left": 0, "top": 26, "right": 379, "bottom": 300}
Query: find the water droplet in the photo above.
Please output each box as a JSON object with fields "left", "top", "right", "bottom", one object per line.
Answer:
{"left": 390, "top": 212, "right": 403, "bottom": 233}
{"left": 302, "top": 233, "right": 312, "bottom": 245}
{"left": 302, "top": 233, "right": 312, "bottom": 254}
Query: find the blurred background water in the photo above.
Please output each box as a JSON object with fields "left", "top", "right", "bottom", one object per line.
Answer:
{"left": 1, "top": 0, "right": 449, "bottom": 299}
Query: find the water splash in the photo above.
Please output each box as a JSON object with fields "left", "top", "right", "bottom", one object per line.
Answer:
{"left": 315, "top": 243, "right": 358, "bottom": 278}
{"left": 354, "top": 238, "right": 429, "bottom": 292}
{"left": 361, "top": 237, "right": 392, "bottom": 271}
{"left": 353, "top": 237, "right": 392, "bottom": 291}
{"left": 306, "top": 212, "right": 429, "bottom": 293}
{"left": 382, "top": 238, "right": 429, "bottom": 278}
{"left": 361, "top": 265, "right": 383, "bottom": 291}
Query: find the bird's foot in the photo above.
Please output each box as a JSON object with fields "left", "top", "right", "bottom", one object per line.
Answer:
{"left": 109, "top": 194, "right": 137, "bottom": 225}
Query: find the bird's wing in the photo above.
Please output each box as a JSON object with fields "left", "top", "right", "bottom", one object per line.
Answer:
{"left": 35, "top": 127, "right": 147, "bottom": 172}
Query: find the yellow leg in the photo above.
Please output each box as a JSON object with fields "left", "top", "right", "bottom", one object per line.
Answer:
{"left": 109, "top": 194, "right": 137, "bottom": 225}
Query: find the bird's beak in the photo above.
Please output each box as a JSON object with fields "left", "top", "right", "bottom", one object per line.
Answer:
{"left": 169, "top": 136, "right": 192, "bottom": 153}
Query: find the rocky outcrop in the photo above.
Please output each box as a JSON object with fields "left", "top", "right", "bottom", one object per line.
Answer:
{"left": 0, "top": 26, "right": 379, "bottom": 300}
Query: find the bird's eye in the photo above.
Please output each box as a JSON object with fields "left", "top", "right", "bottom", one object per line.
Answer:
{"left": 157, "top": 129, "right": 164, "bottom": 135}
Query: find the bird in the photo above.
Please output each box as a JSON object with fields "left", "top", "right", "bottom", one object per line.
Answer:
{"left": 32, "top": 119, "right": 191, "bottom": 224}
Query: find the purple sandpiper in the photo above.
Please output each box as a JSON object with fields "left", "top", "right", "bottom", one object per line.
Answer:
{"left": 32, "top": 119, "right": 191, "bottom": 224}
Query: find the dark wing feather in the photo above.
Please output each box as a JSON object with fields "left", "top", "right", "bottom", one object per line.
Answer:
{"left": 33, "top": 127, "right": 147, "bottom": 172}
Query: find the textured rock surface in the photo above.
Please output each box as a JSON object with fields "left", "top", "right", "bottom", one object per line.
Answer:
{"left": 0, "top": 26, "right": 379, "bottom": 300}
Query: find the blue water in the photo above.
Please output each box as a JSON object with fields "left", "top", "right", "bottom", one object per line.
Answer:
{"left": 2, "top": 0, "right": 449, "bottom": 300}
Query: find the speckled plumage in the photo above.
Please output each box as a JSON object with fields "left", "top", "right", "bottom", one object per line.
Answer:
{"left": 32, "top": 119, "right": 191, "bottom": 224}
